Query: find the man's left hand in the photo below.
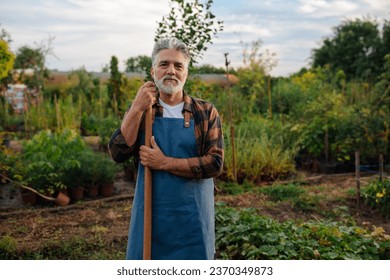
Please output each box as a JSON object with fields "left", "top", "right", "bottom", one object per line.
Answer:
{"left": 139, "top": 136, "right": 166, "bottom": 170}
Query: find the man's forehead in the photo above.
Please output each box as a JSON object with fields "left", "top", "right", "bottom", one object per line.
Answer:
{"left": 156, "top": 49, "right": 189, "bottom": 63}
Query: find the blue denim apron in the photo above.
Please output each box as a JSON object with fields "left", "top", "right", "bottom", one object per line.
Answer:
{"left": 126, "top": 117, "right": 215, "bottom": 260}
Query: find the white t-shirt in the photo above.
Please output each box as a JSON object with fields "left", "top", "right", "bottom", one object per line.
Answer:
{"left": 159, "top": 98, "right": 184, "bottom": 119}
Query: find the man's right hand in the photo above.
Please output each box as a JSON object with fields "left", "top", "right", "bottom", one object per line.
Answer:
{"left": 131, "top": 81, "right": 157, "bottom": 113}
{"left": 120, "top": 81, "right": 157, "bottom": 147}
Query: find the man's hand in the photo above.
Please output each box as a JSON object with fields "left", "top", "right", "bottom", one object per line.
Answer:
{"left": 120, "top": 81, "right": 157, "bottom": 147}
{"left": 131, "top": 81, "right": 157, "bottom": 113}
{"left": 139, "top": 136, "right": 166, "bottom": 170}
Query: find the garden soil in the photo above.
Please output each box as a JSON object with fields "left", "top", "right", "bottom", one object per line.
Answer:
{"left": 1, "top": 171, "right": 389, "bottom": 258}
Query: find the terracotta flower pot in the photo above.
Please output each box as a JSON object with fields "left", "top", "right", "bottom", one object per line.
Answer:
{"left": 70, "top": 186, "right": 84, "bottom": 201}
{"left": 86, "top": 185, "right": 99, "bottom": 197}
{"left": 100, "top": 182, "right": 114, "bottom": 197}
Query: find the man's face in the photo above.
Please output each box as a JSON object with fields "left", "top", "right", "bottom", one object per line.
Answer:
{"left": 151, "top": 48, "right": 188, "bottom": 95}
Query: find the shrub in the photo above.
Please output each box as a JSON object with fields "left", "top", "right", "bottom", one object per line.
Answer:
{"left": 362, "top": 179, "right": 390, "bottom": 217}
{"left": 17, "top": 130, "right": 85, "bottom": 195}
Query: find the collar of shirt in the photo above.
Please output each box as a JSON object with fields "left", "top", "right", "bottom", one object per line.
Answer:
{"left": 154, "top": 91, "right": 193, "bottom": 118}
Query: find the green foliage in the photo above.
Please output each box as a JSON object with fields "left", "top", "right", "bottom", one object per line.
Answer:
{"left": 125, "top": 55, "right": 151, "bottom": 74}
{"left": 362, "top": 179, "right": 390, "bottom": 217}
{"left": 23, "top": 94, "right": 81, "bottom": 134}
{"left": 66, "top": 67, "right": 99, "bottom": 102}
{"left": 312, "top": 17, "right": 388, "bottom": 81}
{"left": 217, "top": 180, "right": 255, "bottom": 195}
{"left": 0, "top": 96, "right": 24, "bottom": 132}
{"left": 223, "top": 117, "right": 297, "bottom": 182}
{"left": 0, "top": 235, "right": 17, "bottom": 259}
{"left": 155, "top": 0, "right": 223, "bottom": 65}
{"left": 13, "top": 37, "right": 54, "bottom": 92}
{"left": 258, "top": 184, "right": 305, "bottom": 202}
{"left": 215, "top": 206, "right": 390, "bottom": 260}
{"left": 0, "top": 39, "right": 14, "bottom": 79}
{"left": 15, "top": 129, "right": 119, "bottom": 194}
{"left": 191, "top": 64, "right": 227, "bottom": 74}
{"left": 97, "top": 115, "right": 121, "bottom": 147}
{"left": 107, "top": 55, "right": 123, "bottom": 116}
{"left": 257, "top": 184, "right": 317, "bottom": 212}
{"left": 18, "top": 130, "right": 85, "bottom": 194}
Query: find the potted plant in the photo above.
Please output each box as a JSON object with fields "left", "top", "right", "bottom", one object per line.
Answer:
{"left": 13, "top": 161, "right": 65, "bottom": 205}
{"left": 94, "top": 153, "right": 117, "bottom": 197}
{"left": 79, "top": 151, "right": 100, "bottom": 198}
{"left": 61, "top": 164, "right": 85, "bottom": 201}
{"left": 20, "top": 130, "right": 87, "bottom": 203}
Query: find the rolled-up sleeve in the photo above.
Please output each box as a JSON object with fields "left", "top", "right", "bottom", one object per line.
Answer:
{"left": 108, "top": 128, "right": 138, "bottom": 163}
{"left": 187, "top": 105, "right": 224, "bottom": 179}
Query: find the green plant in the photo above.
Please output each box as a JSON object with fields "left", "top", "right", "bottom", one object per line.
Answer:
{"left": 215, "top": 205, "right": 390, "bottom": 260}
{"left": 292, "top": 195, "right": 318, "bottom": 213}
{"left": 0, "top": 235, "right": 17, "bottom": 259}
{"left": 94, "top": 153, "right": 118, "bottom": 186}
{"left": 217, "top": 180, "right": 255, "bottom": 195}
{"left": 155, "top": 0, "right": 224, "bottom": 66}
{"left": 0, "top": 132, "right": 19, "bottom": 183}
{"left": 97, "top": 115, "right": 121, "bottom": 147}
{"left": 223, "top": 119, "right": 297, "bottom": 182}
{"left": 362, "top": 179, "right": 390, "bottom": 217}
{"left": 258, "top": 184, "right": 304, "bottom": 202}
{"left": 72, "top": 150, "right": 118, "bottom": 188}
{"left": 17, "top": 130, "right": 86, "bottom": 195}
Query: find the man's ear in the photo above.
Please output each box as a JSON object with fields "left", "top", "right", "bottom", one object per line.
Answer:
{"left": 150, "top": 66, "right": 154, "bottom": 78}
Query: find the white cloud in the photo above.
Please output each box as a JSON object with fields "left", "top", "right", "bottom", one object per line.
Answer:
{"left": 298, "top": 0, "right": 359, "bottom": 17}
{"left": 361, "top": 0, "right": 390, "bottom": 11}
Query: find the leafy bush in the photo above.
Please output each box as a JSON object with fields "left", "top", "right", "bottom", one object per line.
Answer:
{"left": 81, "top": 113, "right": 99, "bottom": 136}
{"left": 82, "top": 151, "right": 118, "bottom": 186}
{"left": 362, "top": 179, "right": 390, "bottom": 217}
{"left": 97, "top": 115, "right": 121, "bottom": 147}
{"left": 215, "top": 205, "right": 390, "bottom": 260}
{"left": 16, "top": 129, "right": 118, "bottom": 195}
{"left": 17, "top": 130, "right": 85, "bottom": 194}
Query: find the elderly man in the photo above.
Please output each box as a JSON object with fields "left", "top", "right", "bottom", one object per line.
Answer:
{"left": 108, "top": 37, "right": 224, "bottom": 260}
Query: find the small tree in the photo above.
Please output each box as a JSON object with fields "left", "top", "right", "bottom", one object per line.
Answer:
{"left": 155, "top": 0, "right": 224, "bottom": 66}
{"left": 125, "top": 55, "right": 151, "bottom": 74}
{"left": 311, "top": 17, "right": 387, "bottom": 82}
{"left": 107, "top": 55, "right": 123, "bottom": 116}
{"left": 237, "top": 39, "right": 278, "bottom": 116}
{"left": 13, "top": 36, "right": 55, "bottom": 97}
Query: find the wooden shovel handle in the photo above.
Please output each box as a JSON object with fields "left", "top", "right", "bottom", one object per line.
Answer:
{"left": 143, "top": 107, "right": 153, "bottom": 260}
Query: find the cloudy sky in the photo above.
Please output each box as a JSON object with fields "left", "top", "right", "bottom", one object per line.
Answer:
{"left": 1, "top": 0, "right": 389, "bottom": 76}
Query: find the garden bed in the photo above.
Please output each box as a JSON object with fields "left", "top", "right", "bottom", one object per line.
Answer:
{"left": 1, "top": 172, "right": 389, "bottom": 259}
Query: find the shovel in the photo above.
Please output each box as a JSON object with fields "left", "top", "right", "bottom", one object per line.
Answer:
{"left": 0, "top": 173, "right": 70, "bottom": 206}
{"left": 143, "top": 106, "right": 153, "bottom": 260}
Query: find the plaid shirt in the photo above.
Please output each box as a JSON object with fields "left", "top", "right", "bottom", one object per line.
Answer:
{"left": 108, "top": 93, "right": 224, "bottom": 179}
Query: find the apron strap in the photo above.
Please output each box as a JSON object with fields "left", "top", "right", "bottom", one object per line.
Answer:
{"left": 184, "top": 111, "right": 191, "bottom": 128}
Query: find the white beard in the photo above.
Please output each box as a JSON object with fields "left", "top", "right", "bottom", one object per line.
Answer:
{"left": 154, "top": 74, "right": 184, "bottom": 95}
